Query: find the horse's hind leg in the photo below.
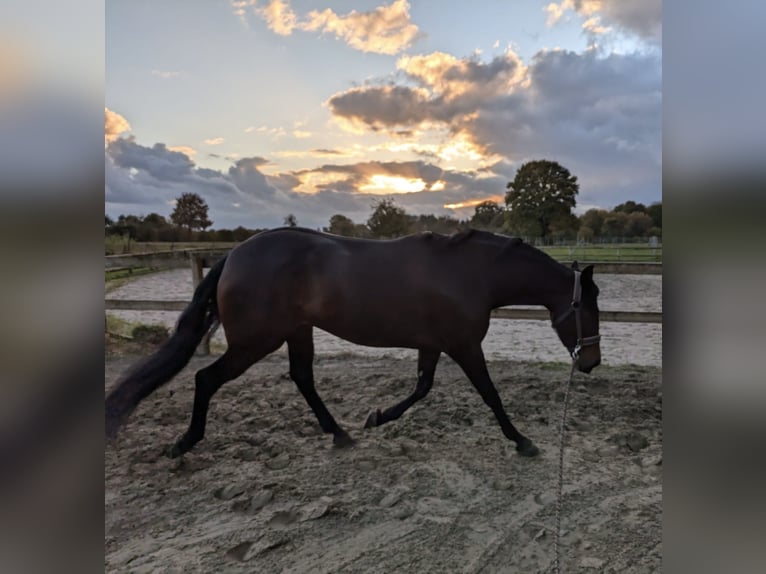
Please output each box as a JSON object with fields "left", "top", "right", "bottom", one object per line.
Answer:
{"left": 364, "top": 348, "right": 440, "bottom": 428}
{"left": 287, "top": 325, "right": 354, "bottom": 448}
{"left": 168, "top": 341, "right": 280, "bottom": 458}
{"left": 448, "top": 344, "right": 539, "bottom": 457}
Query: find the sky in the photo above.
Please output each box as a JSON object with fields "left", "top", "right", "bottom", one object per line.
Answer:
{"left": 105, "top": 0, "right": 662, "bottom": 230}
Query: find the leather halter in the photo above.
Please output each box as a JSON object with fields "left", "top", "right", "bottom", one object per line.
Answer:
{"left": 551, "top": 269, "right": 601, "bottom": 360}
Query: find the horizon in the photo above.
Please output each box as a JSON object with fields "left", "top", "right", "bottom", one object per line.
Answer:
{"left": 105, "top": 1, "right": 661, "bottom": 230}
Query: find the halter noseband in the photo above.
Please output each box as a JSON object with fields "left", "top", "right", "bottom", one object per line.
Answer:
{"left": 551, "top": 269, "right": 601, "bottom": 360}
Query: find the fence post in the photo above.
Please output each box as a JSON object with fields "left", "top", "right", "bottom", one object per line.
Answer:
{"left": 189, "top": 253, "right": 211, "bottom": 355}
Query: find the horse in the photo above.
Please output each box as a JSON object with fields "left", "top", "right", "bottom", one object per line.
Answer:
{"left": 105, "top": 227, "right": 601, "bottom": 458}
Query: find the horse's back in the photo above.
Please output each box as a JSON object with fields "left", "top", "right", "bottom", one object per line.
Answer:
{"left": 216, "top": 228, "right": 498, "bottom": 348}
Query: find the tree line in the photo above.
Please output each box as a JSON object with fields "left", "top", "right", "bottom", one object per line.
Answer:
{"left": 106, "top": 160, "right": 661, "bottom": 245}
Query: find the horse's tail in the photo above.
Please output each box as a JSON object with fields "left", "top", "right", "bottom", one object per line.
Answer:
{"left": 105, "top": 255, "right": 228, "bottom": 438}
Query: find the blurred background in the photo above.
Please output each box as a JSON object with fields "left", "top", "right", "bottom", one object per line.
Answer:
{"left": 0, "top": 1, "right": 103, "bottom": 572}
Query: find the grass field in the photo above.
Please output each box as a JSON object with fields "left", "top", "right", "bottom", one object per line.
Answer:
{"left": 540, "top": 243, "right": 662, "bottom": 262}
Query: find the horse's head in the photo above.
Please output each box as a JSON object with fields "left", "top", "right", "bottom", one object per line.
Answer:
{"left": 551, "top": 262, "right": 601, "bottom": 373}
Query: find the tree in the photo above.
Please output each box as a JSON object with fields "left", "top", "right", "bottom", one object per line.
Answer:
{"left": 647, "top": 202, "right": 662, "bottom": 228}
{"left": 326, "top": 214, "right": 357, "bottom": 236}
{"left": 232, "top": 226, "right": 255, "bottom": 242}
{"left": 577, "top": 225, "right": 595, "bottom": 243}
{"left": 367, "top": 198, "right": 411, "bottom": 238}
{"left": 613, "top": 200, "right": 647, "bottom": 214}
{"left": 410, "top": 213, "right": 463, "bottom": 235}
{"left": 115, "top": 214, "right": 143, "bottom": 239}
{"left": 171, "top": 192, "right": 212, "bottom": 233}
{"left": 625, "top": 212, "right": 653, "bottom": 237}
{"left": 505, "top": 160, "right": 578, "bottom": 239}
{"left": 602, "top": 212, "right": 629, "bottom": 238}
{"left": 284, "top": 213, "right": 298, "bottom": 227}
{"left": 579, "top": 209, "right": 608, "bottom": 237}
{"left": 142, "top": 212, "right": 168, "bottom": 227}
{"left": 470, "top": 201, "right": 503, "bottom": 230}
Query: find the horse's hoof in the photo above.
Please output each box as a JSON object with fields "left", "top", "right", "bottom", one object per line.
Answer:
{"left": 333, "top": 432, "right": 356, "bottom": 448}
{"left": 516, "top": 439, "right": 540, "bottom": 457}
{"left": 166, "top": 442, "right": 187, "bottom": 459}
{"left": 364, "top": 409, "right": 382, "bottom": 429}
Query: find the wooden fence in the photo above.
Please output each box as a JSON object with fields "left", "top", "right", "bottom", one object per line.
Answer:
{"left": 106, "top": 250, "right": 662, "bottom": 354}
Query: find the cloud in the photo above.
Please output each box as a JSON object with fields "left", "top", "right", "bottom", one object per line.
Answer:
{"left": 247, "top": 0, "right": 419, "bottom": 55}
{"left": 105, "top": 136, "right": 512, "bottom": 229}
{"left": 108, "top": 138, "right": 195, "bottom": 180}
{"left": 230, "top": 0, "right": 258, "bottom": 25}
{"left": 105, "top": 107, "right": 130, "bottom": 143}
{"left": 256, "top": 0, "right": 297, "bottom": 35}
{"left": 291, "top": 160, "right": 446, "bottom": 195}
{"left": 254, "top": 125, "right": 287, "bottom": 137}
{"left": 585, "top": 0, "right": 661, "bottom": 41}
{"left": 327, "top": 47, "right": 661, "bottom": 208}
{"left": 443, "top": 194, "right": 505, "bottom": 211}
{"left": 167, "top": 145, "right": 196, "bottom": 158}
{"left": 328, "top": 85, "right": 432, "bottom": 131}
{"left": 106, "top": 41, "right": 660, "bottom": 227}
{"left": 204, "top": 137, "right": 225, "bottom": 145}
{"left": 544, "top": 0, "right": 574, "bottom": 26}
{"left": 327, "top": 51, "right": 527, "bottom": 131}
{"left": 545, "top": 0, "right": 661, "bottom": 42}
{"left": 582, "top": 17, "right": 610, "bottom": 36}
{"left": 301, "top": 0, "right": 419, "bottom": 55}
{"left": 105, "top": 138, "right": 241, "bottom": 212}
{"left": 397, "top": 51, "right": 526, "bottom": 100}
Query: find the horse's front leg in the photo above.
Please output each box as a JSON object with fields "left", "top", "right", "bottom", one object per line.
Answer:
{"left": 448, "top": 344, "right": 539, "bottom": 457}
{"left": 287, "top": 325, "right": 354, "bottom": 447}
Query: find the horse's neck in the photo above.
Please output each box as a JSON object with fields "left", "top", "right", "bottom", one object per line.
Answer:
{"left": 490, "top": 255, "right": 571, "bottom": 311}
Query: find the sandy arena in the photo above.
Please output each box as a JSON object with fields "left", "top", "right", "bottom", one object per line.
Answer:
{"left": 105, "top": 347, "right": 662, "bottom": 573}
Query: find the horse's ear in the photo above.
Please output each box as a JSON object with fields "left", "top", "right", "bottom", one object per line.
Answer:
{"left": 582, "top": 264, "right": 594, "bottom": 281}
{"left": 571, "top": 260, "right": 579, "bottom": 271}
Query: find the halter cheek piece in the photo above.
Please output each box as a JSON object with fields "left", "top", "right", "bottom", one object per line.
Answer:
{"left": 551, "top": 269, "right": 601, "bottom": 360}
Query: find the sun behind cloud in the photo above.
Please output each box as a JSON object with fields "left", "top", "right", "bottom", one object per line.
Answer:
{"left": 359, "top": 174, "right": 427, "bottom": 195}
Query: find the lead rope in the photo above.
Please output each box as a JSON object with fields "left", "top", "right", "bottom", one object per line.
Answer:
{"left": 553, "top": 358, "right": 578, "bottom": 574}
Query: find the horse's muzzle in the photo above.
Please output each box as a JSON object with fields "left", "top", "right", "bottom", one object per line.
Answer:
{"left": 578, "top": 357, "right": 601, "bottom": 374}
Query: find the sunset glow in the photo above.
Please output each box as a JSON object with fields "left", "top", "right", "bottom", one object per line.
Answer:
{"left": 443, "top": 195, "right": 505, "bottom": 210}
{"left": 106, "top": 1, "right": 661, "bottom": 229}
{"left": 359, "top": 174, "right": 427, "bottom": 194}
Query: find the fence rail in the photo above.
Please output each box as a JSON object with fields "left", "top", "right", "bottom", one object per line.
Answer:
{"left": 105, "top": 299, "right": 661, "bottom": 324}
{"left": 106, "top": 251, "right": 662, "bottom": 354}
{"left": 106, "top": 249, "right": 661, "bottom": 275}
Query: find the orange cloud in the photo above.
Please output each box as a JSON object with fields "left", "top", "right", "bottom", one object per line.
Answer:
{"left": 105, "top": 107, "right": 131, "bottom": 143}
{"left": 167, "top": 145, "right": 196, "bottom": 158}
{"left": 302, "top": 0, "right": 418, "bottom": 55}
{"left": 397, "top": 50, "right": 526, "bottom": 100}
{"left": 251, "top": 0, "right": 418, "bottom": 55}
{"left": 257, "top": 0, "right": 297, "bottom": 35}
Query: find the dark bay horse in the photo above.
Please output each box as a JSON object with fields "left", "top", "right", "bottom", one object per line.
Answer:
{"left": 106, "top": 228, "right": 601, "bottom": 458}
